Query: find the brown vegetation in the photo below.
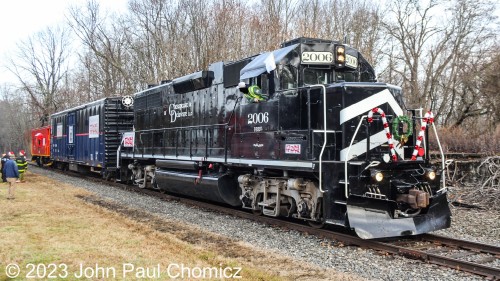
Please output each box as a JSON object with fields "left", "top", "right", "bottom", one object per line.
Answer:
{"left": 431, "top": 125, "right": 500, "bottom": 154}
{"left": 446, "top": 156, "right": 500, "bottom": 210}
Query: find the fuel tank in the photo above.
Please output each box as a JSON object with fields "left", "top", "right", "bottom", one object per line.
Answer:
{"left": 155, "top": 169, "right": 242, "bottom": 207}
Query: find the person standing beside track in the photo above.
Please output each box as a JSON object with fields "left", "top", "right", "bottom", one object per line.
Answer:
{"left": 1, "top": 153, "right": 8, "bottom": 183}
{"left": 3, "top": 153, "right": 19, "bottom": 199}
{"left": 16, "top": 150, "right": 28, "bottom": 182}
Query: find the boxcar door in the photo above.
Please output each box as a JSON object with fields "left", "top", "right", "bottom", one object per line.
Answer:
{"left": 67, "top": 112, "right": 76, "bottom": 160}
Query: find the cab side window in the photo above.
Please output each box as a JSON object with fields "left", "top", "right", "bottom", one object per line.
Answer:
{"left": 249, "top": 72, "right": 275, "bottom": 99}
{"left": 279, "top": 64, "right": 297, "bottom": 90}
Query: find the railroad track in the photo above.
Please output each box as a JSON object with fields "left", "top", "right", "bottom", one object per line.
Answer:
{"left": 33, "top": 166, "right": 500, "bottom": 280}
{"left": 155, "top": 193, "right": 500, "bottom": 279}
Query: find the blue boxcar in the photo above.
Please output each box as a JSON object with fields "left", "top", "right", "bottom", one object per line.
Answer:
{"left": 51, "top": 98, "right": 134, "bottom": 178}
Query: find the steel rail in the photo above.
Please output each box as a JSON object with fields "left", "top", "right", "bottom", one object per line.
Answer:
{"left": 420, "top": 233, "right": 500, "bottom": 256}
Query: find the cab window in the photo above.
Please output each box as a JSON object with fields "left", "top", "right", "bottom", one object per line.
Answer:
{"left": 303, "top": 68, "right": 334, "bottom": 85}
{"left": 279, "top": 64, "right": 298, "bottom": 90}
{"left": 336, "top": 71, "right": 359, "bottom": 82}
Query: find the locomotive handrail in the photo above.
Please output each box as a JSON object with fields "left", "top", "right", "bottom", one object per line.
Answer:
{"left": 133, "top": 123, "right": 229, "bottom": 133}
{"left": 344, "top": 115, "right": 368, "bottom": 198}
{"left": 343, "top": 112, "right": 447, "bottom": 197}
{"left": 430, "top": 122, "right": 446, "bottom": 190}
{"left": 308, "top": 84, "right": 327, "bottom": 193}
{"left": 116, "top": 141, "right": 122, "bottom": 169}
{"left": 416, "top": 108, "right": 446, "bottom": 190}
{"left": 414, "top": 108, "right": 446, "bottom": 191}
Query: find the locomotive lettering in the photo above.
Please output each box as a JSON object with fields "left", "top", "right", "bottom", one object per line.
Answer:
{"left": 301, "top": 52, "right": 334, "bottom": 64}
{"left": 247, "top": 112, "right": 269, "bottom": 125}
{"left": 345, "top": 54, "right": 358, "bottom": 69}
{"left": 168, "top": 103, "right": 193, "bottom": 123}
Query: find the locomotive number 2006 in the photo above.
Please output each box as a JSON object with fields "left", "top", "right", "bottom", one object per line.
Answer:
{"left": 301, "top": 52, "right": 334, "bottom": 64}
{"left": 248, "top": 112, "right": 269, "bottom": 124}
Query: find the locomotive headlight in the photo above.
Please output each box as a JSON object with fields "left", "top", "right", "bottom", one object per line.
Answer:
{"left": 427, "top": 170, "right": 436, "bottom": 180}
{"left": 336, "top": 45, "right": 345, "bottom": 64}
{"left": 371, "top": 171, "right": 384, "bottom": 182}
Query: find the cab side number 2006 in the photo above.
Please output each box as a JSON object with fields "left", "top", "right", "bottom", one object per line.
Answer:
{"left": 248, "top": 112, "right": 269, "bottom": 124}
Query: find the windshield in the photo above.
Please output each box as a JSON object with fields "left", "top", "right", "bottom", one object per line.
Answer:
{"left": 336, "top": 71, "right": 359, "bottom": 82}
{"left": 303, "top": 68, "right": 334, "bottom": 85}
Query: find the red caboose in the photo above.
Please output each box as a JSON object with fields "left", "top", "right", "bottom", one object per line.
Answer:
{"left": 31, "top": 126, "right": 51, "bottom": 166}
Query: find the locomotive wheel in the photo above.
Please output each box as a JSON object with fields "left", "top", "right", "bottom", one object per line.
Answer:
{"left": 252, "top": 194, "right": 263, "bottom": 216}
{"left": 152, "top": 177, "right": 159, "bottom": 190}
{"left": 308, "top": 199, "right": 325, "bottom": 228}
{"left": 105, "top": 172, "right": 113, "bottom": 181}
{"left": 308, "top": 220, "right": 325, "bottom": 229}
{"left": 252, "top": 208, "right": 263, "bottom": 216}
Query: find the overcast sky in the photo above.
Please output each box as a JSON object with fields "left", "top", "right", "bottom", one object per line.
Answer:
{"left": 0, "top": 0, "right": 128, "bottom": 84}
{"left": 0, "top": 0, "right": 498, "bottom": 85}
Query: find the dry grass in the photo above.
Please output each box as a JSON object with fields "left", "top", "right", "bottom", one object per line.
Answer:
{"left": 0, "top": 171, "right": 364, "bottom": 281}
{"left": 430, "top": 125, "right": 500, "bottom": 154}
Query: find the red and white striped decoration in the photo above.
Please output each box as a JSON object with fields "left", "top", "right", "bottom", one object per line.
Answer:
{"left": 411, "top": 111, "right": 434, "bottom": 160}
{"left": 367, "top": 108, "right": 397, "bottom": 162}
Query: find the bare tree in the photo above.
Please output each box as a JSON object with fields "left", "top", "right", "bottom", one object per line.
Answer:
{"left": 482, "top": 48, "right": 500, "bottom": 128}
{"left": 380, "top": 0, "right": 497, "bottom": 130}
{"left": 290, "top": 0, "right": 382, "bottom": 65}
{"left": 6, "top": 26, "right": 71, "bottom": 126}
{"left": 0, "top": 86, "right": 32, "bottom": 153}
{"left": 249, "top": 0, "right": 298, "bottom": 50}
{"left": 68, "top": 0, "right": 132, "bottom": 97}
{"left": 436, "top": 0, "right": 497, "bottom": 129}
{"left": 123, "top": 0, "right": 261, "bottom": 84}
{"left": 206, "top": 0, "right": 251, "bottom": 62}
{"left": 380, "top": 0, "right": 445, "bottom": 108}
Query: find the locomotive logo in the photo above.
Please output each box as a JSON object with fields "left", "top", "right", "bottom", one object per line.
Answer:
{"left": 122, "top": 96, "right": 134, "bottom": 107}
{"left": 122, "top": 132, "right": 135, "bottom": 147}
{"left": 168, "top": 102, "right": 193, "bottom": 123}
{"left": 285, "top": 144, "right": 301, "bottom": 154}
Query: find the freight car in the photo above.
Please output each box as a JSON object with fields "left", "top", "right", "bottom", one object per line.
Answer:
{"left": 49, "top": 97, "right": 134, "bottom": 178}
{"left": 117, "top": 37, "right": 452, "bottom": 239}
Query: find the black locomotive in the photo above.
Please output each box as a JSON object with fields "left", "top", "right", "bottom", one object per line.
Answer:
{"left": 81, "top": 37, "right": 450, "bottom": 239}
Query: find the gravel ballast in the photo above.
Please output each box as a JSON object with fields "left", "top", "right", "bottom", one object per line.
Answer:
{"left": 31, "top": 167, "right": 498, "bottom": 281}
